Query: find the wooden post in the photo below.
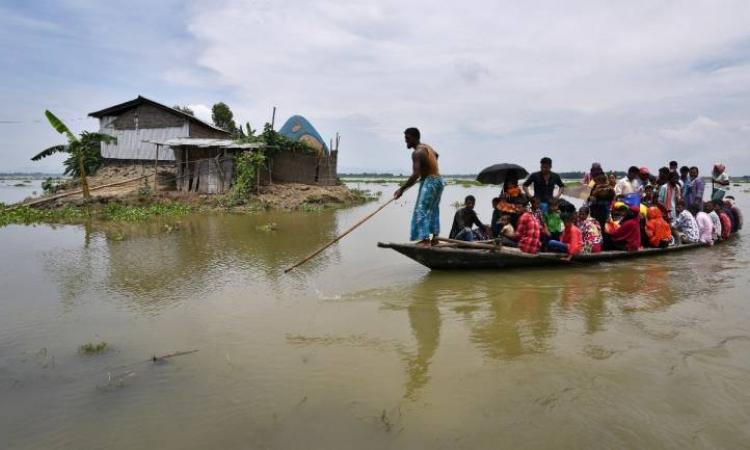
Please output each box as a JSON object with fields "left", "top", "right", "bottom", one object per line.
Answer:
{"left": 153, "top": 144, "right": 159, "bottom": 193}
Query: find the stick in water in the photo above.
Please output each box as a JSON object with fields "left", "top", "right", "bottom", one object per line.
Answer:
{"left": 284, "top": 196, "right": 398, "bottom": 273}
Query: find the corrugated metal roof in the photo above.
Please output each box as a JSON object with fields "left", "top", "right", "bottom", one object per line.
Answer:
{"left": 88, "top": 95, "right": 231, "bottom": 136}
{"left": 161, "top": 138, "right": 264, "bottom": 149}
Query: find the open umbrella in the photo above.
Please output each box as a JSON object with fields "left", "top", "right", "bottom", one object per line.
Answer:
{"left": 476, "top": 163, "right": 529, "bottom": 185}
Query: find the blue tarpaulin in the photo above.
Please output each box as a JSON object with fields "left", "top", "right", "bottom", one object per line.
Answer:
{"left": 278, "top": 115, "right": 329, "bottom": 154}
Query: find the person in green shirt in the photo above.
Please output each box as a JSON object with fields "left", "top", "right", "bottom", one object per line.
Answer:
{"left": 544, "top": 198, "right": 563, "bottom": 241}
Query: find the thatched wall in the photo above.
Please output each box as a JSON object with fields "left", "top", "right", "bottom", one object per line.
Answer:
{"left": 263, "top": 151, "right": 337, "bottom": 186}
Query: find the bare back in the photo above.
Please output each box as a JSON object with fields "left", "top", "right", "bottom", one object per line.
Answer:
{"left": 413, "top": 143, "right": 440, "bottom": 179}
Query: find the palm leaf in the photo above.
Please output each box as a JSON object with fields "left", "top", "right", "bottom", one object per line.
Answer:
{"left": 45, "top": 110, "right": 77, "bottom": 142}
{"left": 80, "top": 131, "right": 116, "bottom": 145}
{"left": 31, "top": 144, "right": 68, "bottom": 161}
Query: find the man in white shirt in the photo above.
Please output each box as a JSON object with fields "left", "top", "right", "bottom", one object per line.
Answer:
{"left": 615, "top": 166, "right": 642, "bottom": 196}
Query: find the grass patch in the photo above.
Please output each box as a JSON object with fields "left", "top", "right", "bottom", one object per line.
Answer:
{"left": 79, "top": 341, "right": 108, "bottom": 354}
{"left": 0, "top": 202, "right": 195, "bottom": 227}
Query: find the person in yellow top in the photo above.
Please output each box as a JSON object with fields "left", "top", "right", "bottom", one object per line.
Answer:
{"left": 394, "top": 128, "right": 445, "bottom": 245}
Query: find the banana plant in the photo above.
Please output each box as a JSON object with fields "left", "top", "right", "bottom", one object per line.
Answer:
{"left": 31, "top": 110, "right": 116, "bottom": 199}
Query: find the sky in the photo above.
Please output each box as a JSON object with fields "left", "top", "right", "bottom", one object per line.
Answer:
{"left": 2, "top": 0, "right": 750, "bottom": 175}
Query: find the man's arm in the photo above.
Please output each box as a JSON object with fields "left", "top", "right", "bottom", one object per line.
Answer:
{"left": 470, "top": 210, "right": 487, "bottom": 230}
{"left": 555, "top": 174, "right": 565, "bottom": 198}
{"left": 394, "top": 150, "right": 422, "bottom": 199}
{"left": 522, "top": 174, "right": 534, "bottom": 197}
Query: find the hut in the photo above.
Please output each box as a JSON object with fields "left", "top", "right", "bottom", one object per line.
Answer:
{"left": 164, "top": 138, "right": 263, "bottom": 194}
{"left": 88, "top": 96, "right": 231, "bottom": 166}
{"left": 268, "top": 115, "right": 338, "bottom": 186}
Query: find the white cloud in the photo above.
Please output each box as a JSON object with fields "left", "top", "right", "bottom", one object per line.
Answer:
{"left": 187, "top": 104, "right": 213, "bottom": 123}
{"left": 660, "top": 116, "right": 721, "bottom": 143}
{"left": 4, "top": 1, "right": 750, "bottom": 175}
{"left": 179, "top": 0, "right": 750, "bottom": 174}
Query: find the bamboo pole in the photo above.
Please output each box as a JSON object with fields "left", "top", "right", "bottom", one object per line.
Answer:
{"left": 434, "top": 236, "right": 501, "bottom": 250}
{"left": 284, "top": 196, "right": 399, "bottom": 273}
{"left": 11, "top": 175, "right": 150, "bottom": 208}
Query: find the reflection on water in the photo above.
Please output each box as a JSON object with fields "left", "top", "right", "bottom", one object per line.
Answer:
{"left": 1, "top": 185, "right": 750, "bottom": 449}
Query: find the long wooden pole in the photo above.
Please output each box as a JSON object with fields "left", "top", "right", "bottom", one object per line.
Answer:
{"left": 11, "top": 175, "right": 150, "bottom": 208}
{"left": 153, "top": 144, "right": 159, "bottom": 194}
{"left": 284, "top": 196, "right": 398, "bottom": 273}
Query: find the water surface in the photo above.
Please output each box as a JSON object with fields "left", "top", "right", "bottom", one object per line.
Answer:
{"left": 1, "top": 184, "right": 749, "bottom": 449}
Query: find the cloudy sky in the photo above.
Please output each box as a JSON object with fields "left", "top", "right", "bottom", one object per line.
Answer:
{"left": 3, "top": 0, "right": 750, "bottom": 175}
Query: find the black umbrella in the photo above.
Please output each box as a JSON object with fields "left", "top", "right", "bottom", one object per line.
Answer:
{"left": 475, "top": 163, "right": 529, "bottom": 185}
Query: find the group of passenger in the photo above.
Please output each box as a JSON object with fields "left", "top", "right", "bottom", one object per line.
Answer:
{"left": 449, "top": 157, "right": 743, "bottom": 258}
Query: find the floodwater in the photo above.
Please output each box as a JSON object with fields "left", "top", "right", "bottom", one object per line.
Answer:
{"left": 1, "top": 183, "right": 749, "bottom": 449}
{"left": 0, "top": 179, "right": 42, "bottom": 204}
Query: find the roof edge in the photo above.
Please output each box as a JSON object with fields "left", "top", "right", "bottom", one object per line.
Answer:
{"left": 88, "top": 95, "right": 231, "bottom": 136}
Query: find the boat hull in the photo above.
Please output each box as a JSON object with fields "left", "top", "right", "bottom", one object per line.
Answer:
{"left": 377, "top": 239, "right": 726, "bottom": 270}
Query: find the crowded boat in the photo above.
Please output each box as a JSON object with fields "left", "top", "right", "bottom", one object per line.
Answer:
{"left": 448, "top": 157, "right": 743, "bottom": 257}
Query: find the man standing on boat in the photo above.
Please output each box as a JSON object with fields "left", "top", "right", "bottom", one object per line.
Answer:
{"left": 522, "top": 156, "right": 565, "bottom": 214}
{"left": 394, "top": 127, "right": 445, "bottom": 246}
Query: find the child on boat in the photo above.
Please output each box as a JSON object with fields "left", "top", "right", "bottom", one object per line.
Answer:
{"left": 577, "top": 206, "right": 603, "bottom": 254}
{"left": 548, "top": 212, "right": 583, "bottom": 259}
{"left": 498, "top": 214, "right": 518, "bottom": 247}
{"left": 545, "top": 199, "right": 563, "bottom": 239}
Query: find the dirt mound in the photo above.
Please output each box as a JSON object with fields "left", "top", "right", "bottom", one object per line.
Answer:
{"left": 254, "top": 183, "right": 364, "bottom": 210}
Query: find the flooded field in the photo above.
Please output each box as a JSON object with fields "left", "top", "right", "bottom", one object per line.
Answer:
{"left": 1, "top": 183, "right": 749, "bottom": 449}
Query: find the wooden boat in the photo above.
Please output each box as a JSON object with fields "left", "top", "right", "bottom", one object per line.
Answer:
{"left": 377, "top": 238, "right": 732, "bottom": 270}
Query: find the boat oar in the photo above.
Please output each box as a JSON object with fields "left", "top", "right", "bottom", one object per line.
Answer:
{"left": 284, "top": 196, "right": 399, "bottom": 273}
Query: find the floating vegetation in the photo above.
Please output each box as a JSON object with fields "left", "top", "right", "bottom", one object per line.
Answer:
{"left": 101, "top": 203, "right": 193, "bottom": 222}
{"left": 0, "top": 204, "right": 87, "bottom": 226}
{"left": 350, "top": 188, "right": 381, "bottom": 202}
{"left": 450, "top": 178, "right": 483, "bottom": 187}
{"left": 79, "top": 341, "right": 108, "bottom": 354}
{"left": 255, "top": 222, "right": 278, "bottom": 232}
{"left": 299, "top": 202, "right": 325, "bottom": 212}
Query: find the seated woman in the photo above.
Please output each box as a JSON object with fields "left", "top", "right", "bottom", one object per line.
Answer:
{"left": 496, "top": 175, "right": 527, "bottom": 225}
{"left": 671, "top": 199, "right": 699, "bottom": 243}
{"left": 717, "top": 201, "right": 733, "bottom": 240}
{"left": 645, "top": 206, "right": 673, "bottom": 248}
{"left": 693, "top": 204, "right": 714, "bottom": 245}
{"left": 577, "top": 206, "right": 603, "bottom": 253}
{"left": 547, "top": 212, "right": 583, "bottom": 259}
{"left": 723, "top": 196, "right": 743, "bottom": 232}
{"left": 605, "top": 204, "right": 641, "bottom": 251}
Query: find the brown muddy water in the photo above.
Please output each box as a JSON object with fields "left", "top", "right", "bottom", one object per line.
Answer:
{"left": 2, "top": 183, "right": 750, "bottom": 449}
